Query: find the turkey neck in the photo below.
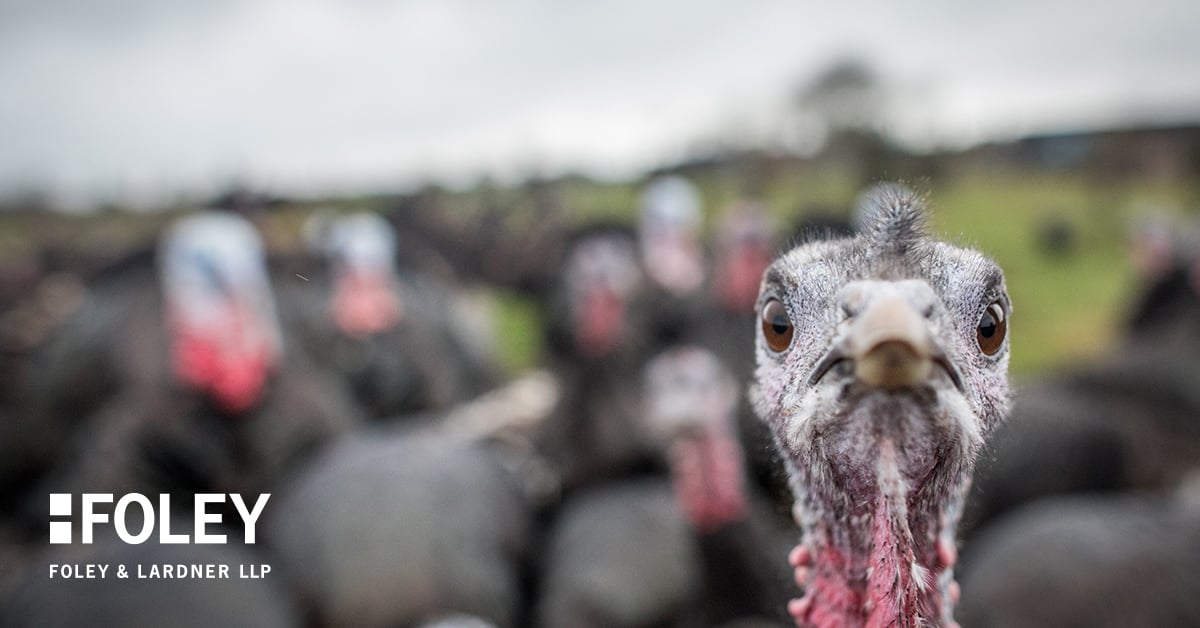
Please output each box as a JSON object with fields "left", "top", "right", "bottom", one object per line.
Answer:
{"left": 795, "top": 439, "right": 962, "bottom": 628}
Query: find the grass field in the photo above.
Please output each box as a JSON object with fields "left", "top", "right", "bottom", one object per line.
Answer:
{"left": 931, "top": 174, "right": 1140, "bottom": 375}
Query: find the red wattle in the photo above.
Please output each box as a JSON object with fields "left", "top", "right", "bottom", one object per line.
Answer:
{"left": 332, "top": 272, "right": 403, "bottom": 336}
{"left": 669, "top": 422, "right": 747, "bottom": 533}
{"left": 799, "top": 545, "right": 862, "bottom": 628}
{"left": 713, "top": 245, "right": 773, "bottom": 312}
{"left": 208, "top": 345, "right": 272, "bottom": 413}
{"left": 793, "top": 495, "right": 944, "bottom": 628}
{"left": 170, "top": 305, "right": 275, "bottom": 414}
{"left": 575, "top": 287, "right": 625, "bottom": 358}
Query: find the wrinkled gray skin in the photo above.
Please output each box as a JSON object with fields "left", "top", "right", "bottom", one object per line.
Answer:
{"left": 751, "top": 185, "right": 1011, "bottom": 625}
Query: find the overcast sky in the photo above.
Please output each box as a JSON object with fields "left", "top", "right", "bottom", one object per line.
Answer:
{"left": 1, "top": 0, "right": 1198, "bottom": 208}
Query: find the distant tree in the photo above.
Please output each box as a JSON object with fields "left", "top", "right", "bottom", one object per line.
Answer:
{"left": 795, "top": 58, "right": 884, "bottom": 135}
{"left": 789, "top": 58, "right": 916, "bottom": 184}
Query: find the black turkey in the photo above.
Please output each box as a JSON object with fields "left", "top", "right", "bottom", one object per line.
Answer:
{"left": 957, "top": 487, "right": 1200, "bottom": 628}
{"left": 536, "top": 346, "right": 793, "bottom": 627}
{"left": 281, "top": 211, "right": 495, "bottom": 420}
{"left": 20, "top": 212, "right": 358, "bottom": 529}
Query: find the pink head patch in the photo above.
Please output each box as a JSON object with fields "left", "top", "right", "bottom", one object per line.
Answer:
{"left": 332, "top": 270, "right": 403, "bottom": 336}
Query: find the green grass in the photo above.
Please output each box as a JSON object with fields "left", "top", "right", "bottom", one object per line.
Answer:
{"left": 489, "top": 289, "right": 546, "bottom": 375}
{"left": 927, "top": 176, "right": 1125, "bottom": 374}
{"left": 916, "top": 173, "right": 1192, "bottom": 375}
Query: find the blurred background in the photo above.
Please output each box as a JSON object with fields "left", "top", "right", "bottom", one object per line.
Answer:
{"left": 2, "top": 0, "right": 1199, "bottom": 373}
{"left": 1, "top": 1, "right": 1199, "bottom": 627}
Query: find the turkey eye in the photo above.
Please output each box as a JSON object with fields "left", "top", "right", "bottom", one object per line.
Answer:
{"left": 760, "top": 298, "right": 793, "bottom": 352}
{"left": 977, "top": 302, "right": 1007, "bottom": 355}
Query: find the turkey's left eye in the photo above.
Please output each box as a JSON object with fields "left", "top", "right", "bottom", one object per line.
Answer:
{"left": 760, "top": 298, "right": 793, "bottom": 352}
{"left": 977, "top": 302, "right": 1007, "bottom": 355}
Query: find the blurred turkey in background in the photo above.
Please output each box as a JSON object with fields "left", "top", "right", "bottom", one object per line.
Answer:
{"left": 1, "top": 1, "right": 1200, "bottom": 626}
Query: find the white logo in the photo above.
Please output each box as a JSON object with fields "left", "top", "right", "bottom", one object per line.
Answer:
{"left": 49, "top": 493, "right": 270, "bottom": 545}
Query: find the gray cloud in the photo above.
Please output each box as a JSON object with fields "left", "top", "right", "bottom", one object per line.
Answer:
{"left": 1, "top": 0, "right": 1197, "bottom": 207}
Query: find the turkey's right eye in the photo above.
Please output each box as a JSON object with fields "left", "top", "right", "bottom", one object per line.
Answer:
{"left": 760, "top": 298, "right": 793, "bottom": 352}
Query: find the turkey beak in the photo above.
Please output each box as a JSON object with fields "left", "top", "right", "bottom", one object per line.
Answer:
{"left": 847, "top": 294, "right": 935, "bottom": 390}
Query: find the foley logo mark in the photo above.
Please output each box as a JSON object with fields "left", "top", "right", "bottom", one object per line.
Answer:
{"left": 49, "top": 493, "right": 270, "bottom": 545}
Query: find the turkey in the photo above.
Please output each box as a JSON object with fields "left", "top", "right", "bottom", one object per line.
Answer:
{"left": 641, "top": 346, "right": 795, "bottom": 626}
{"left": 638, "top": 175, "right": 707, "bottom": 300}
{"left": 629, "top": 175, "right": 711, "bottom": 357}
{"left": 534, "top": 223, "right": 659, "bottom": 492}
{"left": 18, "top": 212, "right": 359, "bottom": 528}
{"left": 956, "top": 485, "right": 1200, "bottom": 628}
{"left": 709, "top": 199, "right": 777, "bottom": 317}
{"left": 281, "top": 211, "right": 495, "bottom": 420}
{"left": 751, "top": 184, "right": 1012, "bottom": 626}
{"left": 259, "top": 365, "right": 563, "bottom": 628}
{"left": 529, "top": 226, "right": 695, "bottom": 627}
{"left": 263, "top": 430, "right": 533, "bottom": 628}
{"left": 960, "top": 342, "right": 1200, "bottom": 543}
{"left": 696, "top": 199, "right": 795, "bottom": 515}
{"left": 533, "top": 479, "right": 697, "bottom": 628}
{"left": 535, "top": 346, "right": 793, "bottom": 627}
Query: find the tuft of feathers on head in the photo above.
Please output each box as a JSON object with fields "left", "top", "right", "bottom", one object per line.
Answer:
{"left": 854, "top": 183, "right": 929, "bottom": 261}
